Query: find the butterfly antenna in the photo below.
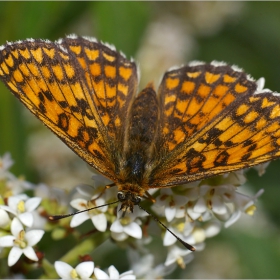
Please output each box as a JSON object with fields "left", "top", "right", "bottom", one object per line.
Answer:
{"left": 138, "top": 203, "right": 196, "bottom": 252}
{"left": 48, "top": 200, "right": 119, "bottom": 221}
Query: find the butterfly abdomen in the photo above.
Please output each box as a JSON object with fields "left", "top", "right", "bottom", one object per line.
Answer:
{"left": 119, "top": 84, "right": 160, "bottom": 186}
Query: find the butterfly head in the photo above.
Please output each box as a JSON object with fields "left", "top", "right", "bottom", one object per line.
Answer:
{"left": 117, "top": 191, "right": 141, "bottom": 214}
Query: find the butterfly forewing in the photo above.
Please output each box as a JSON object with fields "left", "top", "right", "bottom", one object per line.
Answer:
{"left": 149, "top": 63, "right": 280, "bottom": 187}
{"left": 60, "top": 37, "right": 138, "bottom": 150}
{"left": 0, "top": 36, "right": 138, "bottom": 181}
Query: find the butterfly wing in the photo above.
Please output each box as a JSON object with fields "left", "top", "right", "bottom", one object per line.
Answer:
{"left": 0, "top": 36, "right": 138, "bottom": 181}
{"left": 149, "top": 62, "right": 280, "bottom": 187}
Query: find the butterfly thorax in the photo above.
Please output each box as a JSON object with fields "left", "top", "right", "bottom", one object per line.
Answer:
{"left": 117, "top": 182, "right": 146, "bottom": 197}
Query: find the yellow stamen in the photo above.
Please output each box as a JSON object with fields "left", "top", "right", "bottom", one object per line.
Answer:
{"left": 70, "top": 268, "right": 78, "bottom": 279}
{"left": 17, "top": 200, "right": 25, "bottom": 213}
{"left": 245, "top": 204, "right": 256, "bottom": 216}
{"left": 120, "top": 216, "right": 132, "bottom": 226}
{"left": 14, "top": 230, "right": 27, "bottom": 248}
{"left": 177, "top": 256, "right": 186, "bottom": 269}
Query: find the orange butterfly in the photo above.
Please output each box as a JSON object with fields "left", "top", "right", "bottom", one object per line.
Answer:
{"left": 1, "top": 35, "right": 280, "bottom": 219}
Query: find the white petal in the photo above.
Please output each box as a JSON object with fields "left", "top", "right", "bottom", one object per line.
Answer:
{"left": 0, "top": 235, "right": 15, "bottom": 247}
{"left": 94, "top": 267, "right": 109, "bottom": 279}
{"left": 108, "top": 265, "right": 119, "bottom": 279}
{"left": 23, "top": 246, "right": 38, "bottom": 261}
{"left": 0, "top": 205, "right": 17, "bottom": 216}
{"left": 175, "top": 208, "right": 185, "bottom": 219}
{"left": 1, "top": 152, "right": 14, "bottom": 169}
{"left": 124, "top": 222, "right": 142, "bottom": 239}
{"left": 70, "top": 198, "right": 87, "bottom": 210}
{"left": 55, "top": 261, "right": 73, "bottom": 278}
{"left": 199, "top": 184, "right": 210, "bottom": 196}
{"left": 120, "top": 271, "right": 136, "bottom": 279}
{"left": 154, "top": 198, "right": 167, "bottom": 208}
{"left": 212, "top": 196, "right": 227, "bottom": 215}
{"left": 25, "top": 229, "right": 44, "bottom": 246}
{"left": 192, "top": 227, "right": 206, "bottom": 243}
{"left": 111, "top": 231, "right": 128, "bottom": 241}
{"left": 92, "top": 213, "right": 107, "bottom": 232}
{"left": 163, "top": 230, "right": 176, "bottom": 246}
{"left": 70, "top": 212, "right": 89, "bottom": 227}
{"left": 95, "top": 197, "right": 107, "bottom": 209}
{"left": 76, "top": 261, "right": 94, "bottom": 278}
{"left": 204, "top": 221, "right": 221, "bottom": 237}
{"left": 25, "top": 197, "right": 41, "bottom": 212}
{"left": 165, "top": 245, "right": 191, "bottom": 266}
{"left": 174, "top": 195, "right": 188, "bottom": 206}
{"left": 187, "top": 208, "right": 201, "bottom": 220}
{"left": 110, "top": 220, "right": 123, "bottom": 233}
{"left": 120, "top": 274, "right": 136, "bottom": 279}
{"left": 11, "top": 217, "right": 23, "bottom": 237}
{"left": 165, "top": 207, "right": 176, "bottom": 222}
{"left": 161, "top": 188, "right": 173, "bottom": 195}
{"left": 0, "top": 209, "right": 11, "bottom": 227}
{"left": 18, "top": 212, "right": 33, "bottom": 227}
{"left": 7, "top": 196, "right": 20, "bottom": 210}
{"left": 13, "top": 194, "right": 29, "bottom": 200}
{"left": 8, "top": 246, "right": 22, "bottom": 266}
{"left": 76, "top": 184, "right": 95, "bottom": 197}
{"left": 193, "top": 197, "right": 207, "bottom": 213}
{"left": 225, "top": 210, "right": 241, "bottom": 228}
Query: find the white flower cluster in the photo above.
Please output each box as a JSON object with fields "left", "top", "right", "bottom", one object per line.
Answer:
{"left": 0, "top": 153, "right": 136, "bottom": 279}
{"left": 0, "top": 153, "right": 265, "bottom": 279}
{"left": 55, "top": 261, "right": 135, "bottom": 279}
{"left": 68, "top": 168, "right": 265, "bottom": 278}
{"left": 0, "top": 153, "right": 44, "bottom": 266}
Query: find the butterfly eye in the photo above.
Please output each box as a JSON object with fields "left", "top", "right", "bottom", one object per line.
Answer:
{"left": 117, "top": 192, "right": 126, "bottom": 201}
{"left": 131, "top": 196, "right": 141, "bottom": 205}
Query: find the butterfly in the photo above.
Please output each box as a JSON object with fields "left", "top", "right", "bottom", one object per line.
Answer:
{"left": 1, "top": 35, "right": 280, "bottom": 217}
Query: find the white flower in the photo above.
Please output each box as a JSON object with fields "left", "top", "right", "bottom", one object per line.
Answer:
{"left": 165, "top": 245, "right": 194, "bottom": 269}
{"left": 128, "top": 251, "right": 154, "bottom": 278}
{"left": 185, "top": 184, "right": 237, "bottom": 223}
{"left": 35, "top": 183, "right": 68, "bottom": 206}
{"left": 70, "top": 197, "right": 108, "bottom": 232}
{"left": 0, "top": 196, "right": 41, "bottom": 227}
{"left": 5, "top": 177, "right": 34, "bottom": 196}
{"left": 0, "top": 217, "right": 44, "bottom": 266}
{"left": 128, "top": 249, "right": 173, "bottom": 279}
{"left": 55, "top": 261, "right": 94, "bottom": 279}
{"left": 253, "top": 162, "right": 270, "bottom": 176}
{"left": 152, "top": 188, "right": 188, "bottom": 222}
{"left": 110, "top": 205, "right": 143, "bottom": 241}
{"left": 74, "top": 175, "right": 116, "bottom": 203}
{"left": 94, "top": 265, "right": 136, "bottom": 279}
{"left": 163, "top": 218, "right": 195, "bottom": 247}
{"left": 225, "top": 188, "right": 264, "bottom": 228}
{"left": 0, "top": 153, "right": 14, "bottom": 177}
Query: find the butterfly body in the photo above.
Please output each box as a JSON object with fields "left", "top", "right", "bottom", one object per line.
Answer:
{"left": 1, "top": 35, "right": 280, "bottom": 212}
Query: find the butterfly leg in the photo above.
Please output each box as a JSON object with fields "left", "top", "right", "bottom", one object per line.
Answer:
{"left": 143, "top": 191, "right": 156, "bottom": 203}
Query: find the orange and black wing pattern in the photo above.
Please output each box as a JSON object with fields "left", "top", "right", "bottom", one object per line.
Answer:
{"left": 0, "top": 35, "right": 138, "bottom": 181}
{"left": 1, "top": 36, "right": 280, "bottom": 191}
{"left": 149, "top": 62, "right": 280, "bottom": 187}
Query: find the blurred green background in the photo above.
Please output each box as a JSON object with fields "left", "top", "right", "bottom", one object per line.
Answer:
{"left": 0, "top": 2, "right": 280, "bottom": 278}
